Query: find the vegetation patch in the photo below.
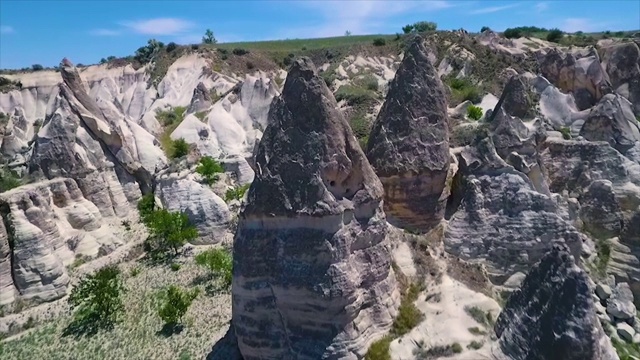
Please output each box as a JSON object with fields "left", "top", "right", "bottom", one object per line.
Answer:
{"left": 195, "top": 248, "right": 233, "bottom": 289}
{"left": 157, "top": 285, "right": 200, "bottom": 333}
{"left": 413, "top": 341, "right": 463, "bottom": 359}
{"left": 224, "top": 184, "right": 250, "bottom": 203}
{"left": 365, "top": 336, "right": 392, "bottom": 360}
{"left": 0, "top": 167, "right": 22, "bottom": 193}
{"left": 559, "top": 126, "right": 571, "bottom": 140}
{"left": 612, "top": 337, "right": 640, "bottom": 360}
{"left": 0, "top": 76, "right": 22, "bottom": 93}
{"left": 466, "top": 105, "right": 483, "bottom": 120}
{"left": 464, "top": 306, "right": 494, "bottom": 327}
{"left": 156, "top": 106, "right": 190, "bottom": 159}
{"left": 196, "top": 156, "right": 224, "bottom": 185}
{"left": 444, "top": 76, "right": 482, "bottom": 105}
{"left": 335, "top": 85, "right": 378, "bottom": 105}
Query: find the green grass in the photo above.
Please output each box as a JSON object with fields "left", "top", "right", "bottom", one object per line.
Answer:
{"left": 365, "top": 336, "right": 392, "bottom": 360}
{"left": 612, "top": 337, "right": 640, "bottom": 360}
{"left": 466, "top": 105, "right": 483, "bottom": 121}
{"left": 224, "top": 184, "right": 250, "bottom": 203}
{"left": 213, "top": 34, "right": 396, "bottom": 53}
{"left": 0, "top": 259, "right": 231, "bottom": 360}
{"left": 335, "top": 85, "right": 378, "bottom": 105}
{"left": 467, "top": 327, "right": 487, "bottom": 336}
{"left": 464, "top": 306, "right": 494, "bottom": 327}
{"left": 391, "top": 283, "right": 424, "bottom": 337}
{"left": 467, "top": 340, "right": 484, "bottom": 350}
{"left": 559, "top": 127, "right": 571, "bottom": 140}
{"left": 444, "top": 76, "right": 482, "bottom": 105}
{"left": 0, "top": 167, "right": 22, "bottom": 193}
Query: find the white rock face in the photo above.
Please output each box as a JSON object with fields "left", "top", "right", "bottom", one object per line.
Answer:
{"left": 155, "top": 171, "right": 232, "bottom": 244}
{"left": 0, "top": 178, "right": 128, "bottom": 308}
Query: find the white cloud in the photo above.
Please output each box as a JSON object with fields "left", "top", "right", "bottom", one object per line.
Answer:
{"left": 90, "top": 28, "right": 121, "bottom": 36}
{"left": 0, "top": 25, "right": 15, "bottom": 34}
{"left": 120, "top": 18, "right": 195, "bottom": 36}
{"left": 535, "top": 2, "right": 549, "bottom": 12}
{"left": 277, "top": 0, "right": 453, "bottom": 38}
{"left": 469, "top": 3, "right": 519, "bottom": 15}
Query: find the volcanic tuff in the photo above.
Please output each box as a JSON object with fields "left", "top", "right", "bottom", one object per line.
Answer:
{"left": 493, "top": 243, "right": 618, "bottom": 360}
{"left": 366, "top": 36, "right": 451, "bottom": 233}
{"left": 232, "top": 57, "right": 400, "bottom": 359}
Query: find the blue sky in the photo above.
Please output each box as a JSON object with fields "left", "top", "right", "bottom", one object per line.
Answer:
{"left": 0, "top": 0, "right": 639, "bottom": 69}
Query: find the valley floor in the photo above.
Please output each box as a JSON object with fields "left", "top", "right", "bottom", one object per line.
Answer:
{"left": 0, "top": 247, "right": 231, "bottom": 360}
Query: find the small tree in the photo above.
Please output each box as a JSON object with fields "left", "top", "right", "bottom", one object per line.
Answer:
{"left": 68, "top": 265, "right": 125, "bottom": 332}
{"left": 31, "top": 64, "right": 44, "bottom": 71}
{"left": 137, "top": 194, "right": 156, "bottom": 224}
{"left": 166, "top": 42, "right": 178, "bottom": 52}
{"left": 196, "top": 156, "right": 224, "bottom": 185}
{"left": 172, "top": 138, "right": 190, "bottom": 158}
{"left": 345, "top": 30, "right": 352, "bottom": 36}
{"left": 503, "top": 28, "right": 522, "bottom": 39}
{"left": 195, "top": 248, "right": 233, "bottom": 288}
{"left": 480, "top": 26, "right": 490, "bottom": 33}
{"left": 0, "top": 167, "right": 21, "bottom": 193}
{"left": 146, "top": 209, "right": 198, "bottom": 256}
{"left": 402, "top": 24, "right": 414, "bottom": 34}
{"left": 546, "top": 28, "right": 564, "bottom": 43}
{"left": 413, "top": 21, "right": 437, "bottom": 32}
{"left": 372, "top": 38, "right": 386, "bottom": 46}
{"left": 467, "top": 105, "right": 483, "bottom": 120}
{"left": 202, "top": 29, "right": 217, "bottom": 44}
{"left": 158, "top": 285, "right": 199, "bottom": 327}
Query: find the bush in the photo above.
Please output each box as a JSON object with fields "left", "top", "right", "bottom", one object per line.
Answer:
{"left": 467, "top": 105, "right": 483, "bottom": 120}
{"left": 232, "top": 48, "right": 249, "bottom": 56}
{"left": 402, "top": 24, "right": 414, "bottom": 34}
{"left": 372, "top": 38, "right": 386, "bottom": 46}
{"left": 481, "top": 26, "right": 491, "bottom": 32}
{"left": 31, "top": 64, "right": 44, "bottom": 71}
{"left": 559, "top": 126, "right": 571, "bottom": 140}
{"left": 166, "top": 42, "right": 178, "bottom": 52}
{"left": 546, "top": 28, "right": 564, "bottom": 43}
{"left": 225, "top": 184, "right": 250, "bottom": 202}
{"left": 413, "top": 21, "right": 437, "bottom": 32}
{"left": 157, "top": 285, "right": 199, "bottom": 326}
{"left": 465, "top": 306, "right": 494, "bottom": 326}
{"left": 392, "top": 283, "right": 424, "bottom": 336}
{"left": 503, "top": 28, "right": 522, "bottom": 39}
{"left": 246, "top": 61, "right": 255, "bottom": 70}
{"left": 196, "top": 156, "right": 224, "bottom": 185}
{"left": 170, "top": 263, "right": 181, "bottom": 271}
{"left": 445, "top": 77, "right": 482, "bottom": 104}
{"left": 195, "top": 248, "right": 233, "bottom": 287}
{"left": 135, "top": 39, "right": 164, "bottom": 64}
{"left": 365, "top": 336, "right": 392, "bottom": 360}
{"left": 137, "top": 194, "right": 156, "bottom": 224}
{"left": 335, "top": 85, "right": 377, "bottom": 105}
{"left": 202, "top": 29, "right": 217, "bottom": 44}
{"left": 144, "top": 209, "right": 198, "bottom": 257}
{"left": 356, "top": 74, "right": 379, "bottom": 91}
{"left": 0, "top": 168, "right": 21, "bottom": 193}
{"left": 156, "top": 106, "right": 186, "bottom": 127}
{"left": 68, "top": 265, "right": 125, "bottom": 333}
{"left": 172, "top": 138, "right": 190, "bottom": 158}
{"left": 130, "top": 267, "right": 141, "bottom": 277}
{"left": 468, "top": 340, "right": 484, "bottom": 350}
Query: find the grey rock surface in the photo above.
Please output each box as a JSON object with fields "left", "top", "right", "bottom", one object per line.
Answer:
{"left": 607, "top": 282, "right": 636, "bottom": 320}
{"left": 366, "top": 36, "right": 450, "bottom": 232}
{"left": 232, "top": 57, "right": 400, "bottom": 360}
{"left": 579, "top": 180, "right": 624, "bottom": 239}
{"left": 601, "top": 42, "right": 640, "bottom": 116}
{"left": 580, "top": 93, "right": 640, "bottom": 152}
{"left": 597, "top": 283, "right": 613, "bottom": 301}
{"left": 187, "top": 82, "right": 213, "bottom": 114}
{"left": 617, "top": 322, "right": 635, "bottom": 342}
{"left": 493, "top": 243, "right": 619, "bottom": 360}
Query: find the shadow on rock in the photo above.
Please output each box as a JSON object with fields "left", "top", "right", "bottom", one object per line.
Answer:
{"left": 207, "top": 323, "right": 242, "bottom": 360}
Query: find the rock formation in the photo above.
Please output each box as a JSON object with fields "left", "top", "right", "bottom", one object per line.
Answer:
{"left": 187, "top": 82, "right": 213, "bottom": 114}
{"left": 493, "top": 242, "right": 619, "bottom": 360}
{"left": 232, "top": 57, "right": 399, "bottom": 359}
{"left": 580, "top": 93, "right": 640, "bottom": 152}
{"left": 601, "top": 42, "right": 640, "bottom": 116}
{"left": 367, "top": 36, "right": 450, "bottom": 233}
{"left": 444, "top": 137, "right": 584, "bottom": 284}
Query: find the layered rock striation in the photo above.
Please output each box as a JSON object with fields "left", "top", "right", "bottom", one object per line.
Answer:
{"left": 493, "top": 243, "right": 619, "bottom": 360}
{"left": 232, "top": 57, "right": 399, "bottom": 359}
{"left": 366, "top": 36, "right": 450, "bottom": 233}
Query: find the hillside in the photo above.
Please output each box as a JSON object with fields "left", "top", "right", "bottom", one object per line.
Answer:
{"left": 0, "top": 27, "right": 640, "bottom": 360}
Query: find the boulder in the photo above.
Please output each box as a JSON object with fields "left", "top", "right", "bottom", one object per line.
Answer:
{"left": 187, "top": 82, "right": 213, "bottom": 114}
{"left": 607, "top": 282, "right": 637, "bottom": 320}
{"left": 617, "top": 322, "right": 636, "bottom": 343}
{"left": 580, "top": 93, "right": 640, "bottom": 153}
{"left": 597, "top": 283, "right": 613, "bottom": 301}
{"left": 367, "top": 36, "right": 450, "bottom": 233}
{"left": 232, "top": 57, "right": 400, "bottom": 360}
{"left": 579, "top": 180, "right": 624, "bottom": 239}
{"left": 601, "top": 42, "right": 640, "bottom": 116}
{"left": 493, "top": 243, "right": 619, "bottom": 360}
{"left": 501, "top": 74, "right": 536, "bottom": 119}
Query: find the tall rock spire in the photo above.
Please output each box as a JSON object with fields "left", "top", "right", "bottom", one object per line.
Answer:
{"left": 232, "top": 57, "right": 399, "bottom": 359}
{"left": 366, "top": 35, "right": 451, "bottom": 233}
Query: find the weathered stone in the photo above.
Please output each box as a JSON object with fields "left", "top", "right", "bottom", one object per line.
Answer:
{"left": 493, "top": 243, "right": 618, "bottom": 360}
{"left": 618, "top": 322, "right": 636, "bottom": 342}
{"left": 187, "top": 82, "right": 213, "bottom": 114}
{"left": 607, "top": 282, "right": 637, "bottom": 320}
{"left": 579, "top": 180, "right": 623, "bottom": 239}
{"left": 601, "top": 42, "right": 640, "bottom": 116}
{"left": 580, "top": 93, "right": 640, "bottom": 153}
{"left": 367, "top": 36, "right": 450, "bottom": 233}
{"left": 232, "top": 57, "right": 400, "bottom": 360}
{"left": 597, "top": 283, "right": 613, "bottom": 301}
{"left": 501, "top": 74, "right": 536, "bottom": 119}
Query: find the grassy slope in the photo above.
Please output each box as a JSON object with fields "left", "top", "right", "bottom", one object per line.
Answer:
{"left": 0, "top": 259, "right": 231, "bottom": 360}
{"left": 215, "top": 34, "right": 397, "bottom": 52}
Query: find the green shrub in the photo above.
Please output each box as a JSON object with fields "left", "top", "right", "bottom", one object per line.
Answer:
{"left": 546, "top": 28, "right": 564, "bottom": 43}
{"left": 31, "top": 64, "right": 44, "bottom": 71}
{"left": 232, "top": 48, "right": 249, "bottom": 56}
{"left": 403, "top": 21, "right": 437, "bottom": 34}
{"left": 194, "top": 111, "right": 208, "bottom": 121}
{"left": 468, "top": 326, "right": 486, "bottom": 335}
{"left": 129, "top": 266, "right": 141, "bottom": 277}
{"left": 172, "top": 138, "right": 190, "bottom": 158}
{"left": 355, "top": 74, "right": 379, "bottom": 91}
{"left": 202, "top": 29, "right": 217, "bottom": 44}
{"left": 0, "top": 167, "right": 21, "bottom": 193}
{"left": 402, "top": 24, "right": 414, "bottom": 34}
{"left": 170, "top": 263, "right": 181, "bottom": 271}
{"left": 166, "top": 42, "right": 178, "bottom": 52}
{"left": 465, "top": 306, "right": 494, "bottom": 326}
{"left": 372, "top": 38, "right": 386, "bottom": 46}
{"left": 196, "top": 156, "right": 224, "bottom": 185}
{"left": 452, "top": 342, "right": 463, "bottom": 353}
{"left": 68, "top": 265, "right": 125, "bottom": 333}
{"left": 481, "top": 26, "right": 490, "bottom": 32}
{"left": 503, "top": 28, "right": 522, "bottom": 39}
{"left": 392, "top": 283, "right": 424, "bottom": 336}
{"left": 157, "top": 285, "right": 199, "bottom": 326}
{"left": 137, "top": 194, "right": 156, "bottom": 224}
{"left": 195, "top": 248, "right": 233, "bottom": 288}
{"left": 365, "top": 336, "right": 392, "bottom": 360}
{"left": 596, "top": 239, "right": 611, "bottom": 275}
{"left": 134, "top": 39, "right": 164, "bottom": 64}
{"left": 467, "top": 105, "right": 483, "bottom": 120}
{"left": 144, "top": 209, "right": 198, "bottom": 257}
{"left": 225, "top": 184, "right": 250, "bottom": 203}
{"left": 559, "top": 127, "right": 571, "bottom": 140}
{"left": 156, "top": 106, "right": 186, "bottom": 127}
{"left": 335, "top": 85, "right": 377, "bottom": 105}
{"left": 468, "top": 340, "right": 484, "bottom": 350}
{"left": 445, "top": 77, "right": 482, "bottom": 104}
